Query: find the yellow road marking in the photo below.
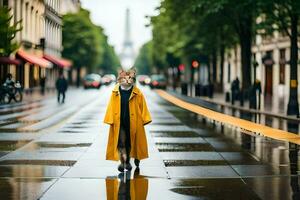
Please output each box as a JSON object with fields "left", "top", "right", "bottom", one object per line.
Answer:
{"left": 156, "top": 90, "right": 300, "bottom": 145}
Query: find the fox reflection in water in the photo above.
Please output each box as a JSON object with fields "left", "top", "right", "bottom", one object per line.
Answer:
{"left": 106, "top": 169, "right": 148, "bottom": 200}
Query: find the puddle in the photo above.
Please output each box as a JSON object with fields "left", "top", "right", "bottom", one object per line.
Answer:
{"left": 151, "top": 131, "right": 200, "bottom": 137}
{"left": 21, "top": 142, "right": 92, "bottom": 152}
{"left": 169, "top": 179, "right": 261, "bottom": 199}
{"left": 150, "top": 122, "right": 182, "bottom": 125}
{"left": 63, "top": 125, "right": 90, "bottom": 129}
{"left": 164, "top": 160, "right": 227, "bottom": 166}
{"left": 0, "top": 159, "right": 76, "bottom": 166}
{"left": 58, "top": 130, "right": 85, "bottom": 133}
{"left": 0, "top": 140, "right": 31, "bottom": 151}
{"left": 0, "top": 178, "right": 56, "bottom": 199}
{"left": 0, "top": 152, "right": 9, "bottom": 158}
{"left": 156, "top": 143, "right": 214, "bottom": 152}
{"left": 70, "top": 122, "right": 86, "bottom": 125}
{"left": 36, "top": 142, "right": 92, "bottom": 148}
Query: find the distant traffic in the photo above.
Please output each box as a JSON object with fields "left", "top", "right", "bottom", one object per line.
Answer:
{"left": 83, "top": 73, "right": 167, "bottom": 90}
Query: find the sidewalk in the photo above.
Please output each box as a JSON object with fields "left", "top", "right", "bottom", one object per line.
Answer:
{"left": 0, "top": 85, "right": 299, "bottom": 199}
{"left": 158, "top": 89, "right": 300, "bottom": 145}
{"left": 171, "top": 85, "right": 299, "bottom": 121}
{"left": 204, "top": 91, "right": 287, "bottom": 115}
{"left": 4, "top": 86, "right": 79, "bottom": 105}
{"left": 168, "top": 86, "right": 300, "bottom": 134}
{"left": 22, "top": 87, "right": 56, "bottom": 102}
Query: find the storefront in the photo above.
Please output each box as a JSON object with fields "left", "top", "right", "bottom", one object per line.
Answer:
{"left": 43, "top": 54, "right": 72, "bottom": 87}
{"left": 0, "top": 57, "right": 21, "bottom": 84}
{"left": 16, "top": 49, "right": 52, "bottom": 89}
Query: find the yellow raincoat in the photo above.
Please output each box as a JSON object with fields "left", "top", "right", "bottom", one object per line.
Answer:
{"left": 104, "top": 84, "right": 152, "bottom": 161}
{"left": 106, "top": 177, "right": 148, "bottom": 200}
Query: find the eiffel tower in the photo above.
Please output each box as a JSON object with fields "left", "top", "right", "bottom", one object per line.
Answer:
{"left": 120, "top": 8, "right": 135, "bottom": 70}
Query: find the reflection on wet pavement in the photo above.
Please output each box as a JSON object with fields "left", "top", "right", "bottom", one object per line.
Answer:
{"left": 0, "top": 178, "right": 56, "bottom": 200}
{"left": 0, "top": 86, "right": 299, "bottom": 199}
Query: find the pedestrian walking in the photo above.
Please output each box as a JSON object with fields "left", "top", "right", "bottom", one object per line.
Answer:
{"left": 231, "top": 77, "right": 240, "bottom": 104}
{"left": 55, "top": 73, "right": 68, "bottom": 103}
{"left": 40, "top": 76, "right": 46, "bottom": 95}
{"left": 104, "top": 68, "right": 152, "bottom": 172}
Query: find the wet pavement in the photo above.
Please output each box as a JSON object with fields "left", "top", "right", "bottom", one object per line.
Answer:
{"left": 0, "top": 85, "right": 299, "bottom": 199}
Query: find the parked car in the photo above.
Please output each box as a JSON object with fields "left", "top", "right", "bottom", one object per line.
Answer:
{"left": 150, "top": 74, "right": 167, "bottom": 89}
{"left": 137, "top": 75, "right": 151, "bottom": 85}
{"left": 83, "top": 74, "right": 101, "bottom": 89}
{"left": 101, "top": 74, "right": 116, "bottom": 85}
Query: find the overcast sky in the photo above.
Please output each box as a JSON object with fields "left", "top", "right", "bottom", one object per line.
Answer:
{"left": 81, "top": 0, "right": 160, "bottom": 55}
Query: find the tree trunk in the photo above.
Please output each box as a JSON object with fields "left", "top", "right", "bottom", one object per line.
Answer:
{"left": 207, "top": 56, "right": 211, "bottom": 84}
{"left": 212, "top": 51, "right": 217, "bottom": 83}
{"left": 220, "top": 44, "right": 225, "bottom": 90}
{"left": 76, "top": 67, "right": 81, "bottom": 88}
{"left": 240, "top": 38, "right": 252, "bottom": 90}
{"left": 236, "top": 14, "right": 253, "bottom": 92}
{"left": 287, "top": 14, "right": 299, "bottom": 116}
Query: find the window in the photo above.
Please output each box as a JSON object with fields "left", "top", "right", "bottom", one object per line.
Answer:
{"left": 3, "top": 0, "right": 8, "bottom": 6}
{"left": 279, "top": 49, "right": 286, "bottom": 84}
{"left": 25, "top": 2, "right": 28, "bottom": 38}
{"left": 14, "top": 0, "right": 17, "bottom": 23}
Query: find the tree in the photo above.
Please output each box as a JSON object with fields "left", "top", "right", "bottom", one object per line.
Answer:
{"left": 62, "top": 8, "right": 102, "bottom": 87}
{"left": 259, "top": 0, "right": 300, "bottom": 116}
{"left": 150, "top": 0, "right": 238, "bottom": 85}
{"left": 0, "top": 6, "right": 21, "bottom": 57}
{"left": 97, "top": 27, "right": 120, "bottom": 74}
{"left": 187, "top": 0, "right": 257, "bottom": 90}
{"left": 134, "top": 41, "right": 153, "bottom": 75}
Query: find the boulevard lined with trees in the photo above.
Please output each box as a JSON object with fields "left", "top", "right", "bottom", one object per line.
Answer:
{"left": 61, "top": 8, "right": 120, "bottom": 86}
{"left": 135, "top": 0, "right": 300, "bottom": 116}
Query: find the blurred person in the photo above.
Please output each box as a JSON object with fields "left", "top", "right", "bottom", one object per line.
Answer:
{"left": 4, "top": 73, "right": 15, "bottom": 86}
{"left": 2, "top": 73, "right": 17, "bottom": 103}
{"left": 40, "top": 76, "right": 46, "bottom": 95}
{"left": 104, "top": 67, "right": 152, "bottom": 172}
{"left": 56, "top": 73, "right": 68, "bottom": 103}
{"left": 231, "top": 77, "right": 240, "bottom": 104}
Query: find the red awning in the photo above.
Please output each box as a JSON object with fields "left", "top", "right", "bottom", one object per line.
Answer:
{"left": 17, "top": 50, "right": 52, "bottom": 68}
{"left": 43, "top": 54, "right": 72, "bottom": 69}
{"left": 0, "top": 57, "right": 21, "bottom": 65}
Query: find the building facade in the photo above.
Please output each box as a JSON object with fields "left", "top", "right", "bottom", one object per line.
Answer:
{"left": 44, "top": 0, "right": 61, "bottom": 57}
{"left": 6, "top": 0, "right": 51, "bottom": 89}
{"left": 60, "top": 0, "right": 80, "bottom": 15}
{"left": 43, "top": 0, "right": 70, "bottom": 88}
{"left": 0, "top": 0, "right": 71, "bottom": 90}
{"left": 222, "top": 32, "right": 300, "bottom": 112}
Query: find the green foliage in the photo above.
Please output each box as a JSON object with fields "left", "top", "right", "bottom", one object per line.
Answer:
{"left": 62, "top": 8, "right": 120, "bottom": 73}
{"left": 136, "top": 0, "right": 299, "bottom": 89}
{"left": 0, "top": 6, "right": 22, "bottom": 56}
{"left": 258, "top": 0, "right": 300, "bottom": 37}
{"left": 97, "top": 27, "right": 120, "bottom": 74}
{"left": 150, "top": 0, "right": 257, "bottom": 88}
{"left": 151, "top": 0, "right": 239, "bottom": 63}
{"left": 134, "top": 41, "right": 153, "bottom": 75}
